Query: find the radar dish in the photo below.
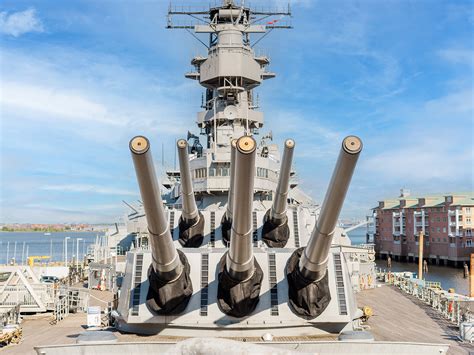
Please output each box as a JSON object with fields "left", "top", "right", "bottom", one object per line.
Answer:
{"left": 224, "top": 105, "right": 238, "bottom": 120}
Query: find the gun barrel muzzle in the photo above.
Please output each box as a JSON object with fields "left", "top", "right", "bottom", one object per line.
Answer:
{"left": 270, "top": 139, "right": 295, "bottom": 221}
{"left": 177, "top": 139, "right": 199, "bottom": 223}
{"left": 130, "top": 136, "right": 182, "bottom": 281}
{"left": 299, "top": 136, "right": 362, "bottom": 281}
{"left": 226, "top": 136, "right": 257, "bottom": 281}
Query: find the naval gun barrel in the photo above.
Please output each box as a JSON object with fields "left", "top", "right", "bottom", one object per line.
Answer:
{"left": 218, "top": 135, "right": 263, "bottom": 317}
{"left": 176, "top": 139, "right": 205, "bottom": 247}
{"left": 129, "top": 136, "right": 182, "bottom": 281}
{"left": 270, "top": 139, "right": 295, "bottom": 222}
{"left": 262, "top": 139, "right": 294, "bottom": 247}
{"left": 221, "top": 139, "right": 237, "bottom": 245}
{"left": 299, "top": 136, "right": 362, "bottom": 282}
{"left": 177, "top": 139, "right": 199, "bottom": 223}
{"left": 226, "top": 139, "right": 238, "bottom": 221}
{"left": 226, "top": 136, "right": 257, "bottom": 281}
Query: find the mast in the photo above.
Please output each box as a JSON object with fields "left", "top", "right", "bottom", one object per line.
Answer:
{"left": 167, "top": 1, "right": 291, "bottom": 151}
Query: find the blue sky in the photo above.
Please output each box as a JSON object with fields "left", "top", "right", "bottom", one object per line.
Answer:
{"left": 0, "top": 0, "right": 472, "bottom": 223}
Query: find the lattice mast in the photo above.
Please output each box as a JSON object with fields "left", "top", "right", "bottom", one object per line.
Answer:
{"left": 167, "top": 0, "right": 291, "bottom": 152}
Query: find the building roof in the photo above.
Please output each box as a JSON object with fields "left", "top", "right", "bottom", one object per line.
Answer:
{"left": 421, "top": 198, "right": 445, "bottom": 208}
{"left": 376, "top": 192, "right": 474, "bottom": 210}
{"left": 452, "top": 197, "right": 474, "bottom": 207}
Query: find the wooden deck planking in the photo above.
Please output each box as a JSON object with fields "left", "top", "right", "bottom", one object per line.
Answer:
{"left": 356, "top": 284, "right": 474, "bottom": 355}
{"left": 2, "top": 284, "right": 473, "bottom": 354}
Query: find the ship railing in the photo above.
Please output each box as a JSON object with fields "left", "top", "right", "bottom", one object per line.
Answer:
{"left": 0, "top": 304, "right": 20, "bottom": 326}
{"left": 0, "top": 283, "right": 54, "bottom": 311}
{"left": 357, "top": 243, "right": 376, "bottom": 251}
{"left": 51, "top": 286, "right": 103, "bottom": 324}
{"left": 377, "top": 270, "right": 474, "bottom": 326}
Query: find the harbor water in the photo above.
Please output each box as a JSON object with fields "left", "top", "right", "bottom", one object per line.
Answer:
{"left": 0, "top": 231, "right": 104, "bottom": 265}
{"left": 348, "top": 227, "right": 470, "bottom": 296}
{"left": 0, "top": 228, "right": 469, "bottom": 295}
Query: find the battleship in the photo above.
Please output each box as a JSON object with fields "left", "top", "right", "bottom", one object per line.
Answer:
{"left": 3, "top": 1, "right": 461, "bottom": 354}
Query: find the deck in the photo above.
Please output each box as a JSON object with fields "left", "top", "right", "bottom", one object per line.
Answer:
{"left": 1, "top": 284, "right": 472, "bottom": 354}
{"left": 356, "top": 285, "right": 474, "bottom": 355}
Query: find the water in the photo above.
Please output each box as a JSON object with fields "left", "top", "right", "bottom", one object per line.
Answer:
{"left": 1, "top": 228, "right": 469, "bottom": 295}
{"left": 347, "top": 227, "right": 470, "bottom": 296}
{"left": 0, "top": 231, "right": 104, "bottom": 265}
{"left": 346, "top": 226, "right": 368, "bottom": 245}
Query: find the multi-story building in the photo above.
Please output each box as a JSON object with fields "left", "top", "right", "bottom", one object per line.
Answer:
{"left": 374, "top": 190, "right": 474, "bottom": 266}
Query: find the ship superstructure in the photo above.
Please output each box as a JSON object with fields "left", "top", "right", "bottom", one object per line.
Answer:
{"left": 108, "top": 1, "right": 379, "bottom": 338}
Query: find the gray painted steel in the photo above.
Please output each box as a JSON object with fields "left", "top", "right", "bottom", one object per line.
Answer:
{"left": 299, "top": 136, "right": 362, "bottom": 282}
{"left": 130, "top": 136, "right": 182, "bottom": 280}
{"left": 270, "top": 139, "right": 295, "bottom": 222}
{"left": 225, "top": 139, "right": 237, "bottom": 221}
{"left": 177, "top": 139, "right": 199, "bottom": 222}
{"left": 226, "top": 136, "right": 257, "bottom": 281}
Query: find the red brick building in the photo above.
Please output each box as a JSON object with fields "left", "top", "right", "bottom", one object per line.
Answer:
{"left": 374, "top": 190, "right": 474, "bottom": 266}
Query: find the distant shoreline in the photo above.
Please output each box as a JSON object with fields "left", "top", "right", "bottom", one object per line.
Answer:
{"left": 0, "top": 229, "right": 104, "bottom": 233}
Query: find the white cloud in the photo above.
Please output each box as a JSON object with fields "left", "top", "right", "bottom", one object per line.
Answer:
{"left": 1, "top": 81, "right": 123, "bottom": 126}
{"left": 41, "top": 184, "right": 136, "bottom": 196}
{"left": 0, "top": 48, "right": 194, "bottom": 146}
{"left": 438, "top": 48, "right": 474, "bottom": 67}
{"left": 0, "top": 8, "right": 43, "bottom": 37}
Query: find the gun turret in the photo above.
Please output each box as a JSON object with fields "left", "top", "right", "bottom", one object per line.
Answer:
{"left": 177, "top": 139, "right": 204, "bottom": 247}
{"left": 217, "top": 136, "right": 263, "bottom": 317}
{"left": 262, "top": 139, "right": 295, "bottom": 247}
{"left": 286, "top": 136, "right": 362, "bottom": 319}
{"left": 221, "top": 138, "right": 237, "bottom": 245}
{"left": 130, "top": 136, "right": 193, "bottom": 314}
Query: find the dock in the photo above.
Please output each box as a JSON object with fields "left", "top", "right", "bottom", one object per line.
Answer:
{"left": 0, "top": 284, "right": 471, "bottom": 354}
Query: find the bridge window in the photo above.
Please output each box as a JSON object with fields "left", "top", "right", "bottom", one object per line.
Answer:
{"left": 194, "top": 168, "right": 207, "bottom": 179}
{"left": 209, "top": 163, "right": 230, "bottom": 177}
{"left": 256, "top": 167, "right": 269, "bottom": 178}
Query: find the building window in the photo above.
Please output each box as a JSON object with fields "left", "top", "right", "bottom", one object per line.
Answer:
{"left": 467, "top": 240, "right": 472, "bottom": 247}
{"left": 467, "top": 217, "right": 472, "bottom": 225}
{"left": 466, "top": 207, "right": 471, "bottom": 213}
{"left": 443, "top": 227, "right": 446, "bottom": 233}
{"left": 437, "top": 227, "right": 441, "bottom": 233}
{"left": 443, "top": 217, "right": 447, "bottom": 222}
